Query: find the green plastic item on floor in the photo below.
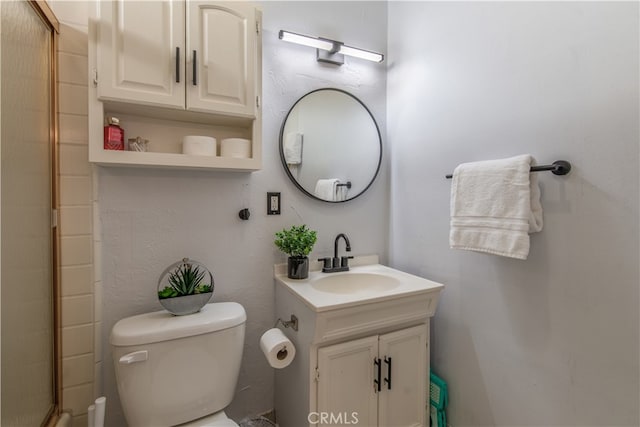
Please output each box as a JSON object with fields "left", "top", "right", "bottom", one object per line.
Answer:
{"left": 430, "top": 370, "right": 448, "bottom": 410}
{"left": 429, "top": 405, "right": 447, "bottom": 427}
{"left": 429, "top": 371, "right": 448, "bottom": 427}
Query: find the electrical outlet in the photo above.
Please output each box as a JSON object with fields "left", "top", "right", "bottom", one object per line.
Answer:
{"left": 267, "top": 192, "right": 281, "bottom": 215}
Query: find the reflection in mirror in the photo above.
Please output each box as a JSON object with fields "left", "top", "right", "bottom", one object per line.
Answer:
{"left": 279, "top": 88, "right": 382, "bottom": 203}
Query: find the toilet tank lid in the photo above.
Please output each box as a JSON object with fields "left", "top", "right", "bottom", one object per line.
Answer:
{"left": 110, "top": 302, "right": 246, "bottom": 346}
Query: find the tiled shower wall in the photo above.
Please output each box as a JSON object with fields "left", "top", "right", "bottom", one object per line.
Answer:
{"left": 56, "top": 15, "right": 99, "bottom": 425}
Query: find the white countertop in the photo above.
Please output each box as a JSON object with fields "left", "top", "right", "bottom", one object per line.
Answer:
{"left": 274, "top": 255, "right": 444, "bottom": 312}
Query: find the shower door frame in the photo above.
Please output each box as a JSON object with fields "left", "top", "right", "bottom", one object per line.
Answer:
{"left": 26, "top": 2, "right": 60, "bottom": 426}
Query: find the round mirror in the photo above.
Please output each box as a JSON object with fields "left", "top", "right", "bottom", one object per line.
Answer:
{"left": 279, "top": 88, "right": 382, "bottom": 203}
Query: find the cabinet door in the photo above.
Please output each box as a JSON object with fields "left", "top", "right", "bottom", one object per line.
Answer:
{"left": 378, "top": 325, "right": 429, "bottom": 427}
{"left": 186, "top": 1, "right": 257, "bottom": 117}
{"left": 317, "top": 336, "right": 378, "bottom": 427}
{"left": 96, "top": 0, "right": 185, "bottom": 108}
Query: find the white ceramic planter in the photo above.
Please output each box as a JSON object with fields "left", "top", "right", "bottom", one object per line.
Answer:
{"left": 159, "top": 292, "right": 213, "bottom": 316}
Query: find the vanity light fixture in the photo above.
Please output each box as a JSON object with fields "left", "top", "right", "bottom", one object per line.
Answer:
{"left": 278, "top": 30, "right": 384, "bottom": 65}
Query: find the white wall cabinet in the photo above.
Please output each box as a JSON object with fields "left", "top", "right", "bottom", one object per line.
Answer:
{"left": 96, "top": 0, "right": 186, "bottom": 109}
{"left": 317, "top": 325, "right": 428, "bottom": 427}
{"left": 96, "top": 0, "right": 257, "bottom": 118}
{"left": 89, "top": 0, "right": 262, "bottom": 171}
{"left": 186, "top": 1, "right": 257, "bottom": 116}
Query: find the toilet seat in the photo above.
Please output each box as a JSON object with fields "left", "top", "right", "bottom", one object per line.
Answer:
{"left": 177, "top": 411, "right": 238, "bottom": 427}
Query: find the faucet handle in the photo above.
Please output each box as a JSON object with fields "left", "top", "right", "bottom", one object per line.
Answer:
{"left": 317, "top": 257, "right": 332, "bottom": 270}
{"left": 340, "top": 256, "right": 354, "bottom": 268}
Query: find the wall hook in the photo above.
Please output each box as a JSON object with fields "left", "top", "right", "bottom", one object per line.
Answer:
{"left": 238, "top": 208, "right": 250, "bottom": 220}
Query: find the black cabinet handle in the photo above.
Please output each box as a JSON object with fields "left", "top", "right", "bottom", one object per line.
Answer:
{"left": 384, "top": 356, "right": 392, "bottom": 390}
{"left": 373, "top": 358, "right": 381, "bottom": 392}
{"left": 175, "top": 47, "right": 180, "bottom": 83}
{"left": 192, "top": 50, "right": 197, "bottom": 85}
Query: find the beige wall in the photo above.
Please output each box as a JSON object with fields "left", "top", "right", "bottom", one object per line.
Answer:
{"left": 388, "top": 2, "right": 639, "bottom": 425}
{"left": 54, "top": 1, "right": 98, "bottom": 422}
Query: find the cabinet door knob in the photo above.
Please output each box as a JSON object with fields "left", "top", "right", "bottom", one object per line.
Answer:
{"left": 373, "top": 357, "right": 382, "bottom": 392}
{"left": 192, "top": 50, "right": 197, "bottom": 86}
{"left": 384, "top": 356, "right": 392, "bottom": 390}
{"left": 176, "top": 47, "right": 180, "bottom": 83}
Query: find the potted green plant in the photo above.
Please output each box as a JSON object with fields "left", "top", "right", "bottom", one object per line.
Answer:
{"left": 275, "top": 224, "right": 318, "bottom": 279}
{"left": 157, "top": 258, "right": 214, "bottom": 315}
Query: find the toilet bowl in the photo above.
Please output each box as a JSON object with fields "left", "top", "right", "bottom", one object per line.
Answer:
{"left": 110, "top": 302, "right": 246, "bottom": 427}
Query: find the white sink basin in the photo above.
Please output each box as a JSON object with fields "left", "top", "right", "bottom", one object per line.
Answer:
{"left": 275, "top": 255, "right": 444, "bottom": 312}
{"left": 311, "top": 272, "right": 401, "bottom": 295}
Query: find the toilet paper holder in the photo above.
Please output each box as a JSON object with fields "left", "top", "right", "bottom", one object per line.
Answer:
{"left": 274, "top": 314, "right": 298, "bottom": 331}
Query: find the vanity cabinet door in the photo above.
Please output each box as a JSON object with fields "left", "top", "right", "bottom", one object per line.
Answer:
{"left": 317, "top": 336, "right": 378, "bottom": 427}
{"left": 186, "top": 1, "right": 257, "bottom": 117}
{"left": 316, "top": 324, "right": 429, "bottom": 427}
{"left": 378, "top": 325, "right": 429, "bottom": 427}
{"left": 96, "top": 0, "right": 185, "bottom": 108}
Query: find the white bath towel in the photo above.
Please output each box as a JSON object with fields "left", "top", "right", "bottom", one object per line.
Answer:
{"left": 449, "top": 154, "right": 543, "bottom": 260}
{"left": 315, "top": 179, "right": 340, "bottom": 201}
{"left": 284, "top": 133, "right": 303, "bottom": 165}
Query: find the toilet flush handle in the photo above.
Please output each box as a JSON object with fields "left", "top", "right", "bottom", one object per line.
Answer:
{"left": 119, "top": 350, "right": 148, "bottom": 364}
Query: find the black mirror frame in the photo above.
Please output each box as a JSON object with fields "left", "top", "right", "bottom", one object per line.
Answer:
{"left": 278, "top": 88, "right": 383, "bottom": 203}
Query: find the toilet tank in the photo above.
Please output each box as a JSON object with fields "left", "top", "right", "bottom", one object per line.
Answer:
{"left": 110, "top": 302, "right": 246, "bottom": 427}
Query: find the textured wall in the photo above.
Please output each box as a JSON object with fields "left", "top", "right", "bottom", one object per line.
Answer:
{"left": 387, "top": 2, "right": 639, "bottom": 426}
{"left": 98, "top": 2, "right": 388, "bottom": 425}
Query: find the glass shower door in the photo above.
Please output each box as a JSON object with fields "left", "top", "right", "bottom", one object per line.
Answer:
{"left": 1, "top": 0, "right": 56, "bottom": 425}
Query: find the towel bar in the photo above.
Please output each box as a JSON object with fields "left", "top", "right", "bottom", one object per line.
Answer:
{"left": 445, "top": 160, "right": 571, "bottom": 179}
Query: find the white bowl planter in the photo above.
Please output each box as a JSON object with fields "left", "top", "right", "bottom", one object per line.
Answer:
{"left": 157, "top": 258, "right": 214, "bottom": 316}
{"left": 159, "top": 292, "right": 213, "bottom": 316}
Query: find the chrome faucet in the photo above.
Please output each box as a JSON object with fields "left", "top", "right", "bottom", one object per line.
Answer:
{"left": 318, "top": 233, "right": 353, "bottom": 273}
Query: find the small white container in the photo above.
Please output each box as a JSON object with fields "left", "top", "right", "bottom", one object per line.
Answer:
{"left": 182, "top": 136, "right": 217, "bottom": 156}
{"left": 220, "top": 138, "right": 251, "bottom": 159}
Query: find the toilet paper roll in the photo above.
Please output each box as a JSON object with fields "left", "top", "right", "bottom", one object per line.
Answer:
{"left": 182, "top": 136, "right": 217, "bottom": 156}
{"left": 260, "top": 328, "right": 296, "bottom": 369}
{"left": 220, "top": 138, "right": 251, "bottom": 158}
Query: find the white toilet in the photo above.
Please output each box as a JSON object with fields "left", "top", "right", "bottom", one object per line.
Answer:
{"left": 110, "top": 302, "right": 246, "bottom": 427}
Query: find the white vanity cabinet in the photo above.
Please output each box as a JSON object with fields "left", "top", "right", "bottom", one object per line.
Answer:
{"left": 89, "top": 0, "right": 262, "bottom": 171}
{"left": 274, "top": 258, "right": 444, "bottom": 427}
{"left": 317, "top": 325, "right": 428, "bottom": 427}
{"left": 96, "top": 1, "right": 258, "bottom": 117}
